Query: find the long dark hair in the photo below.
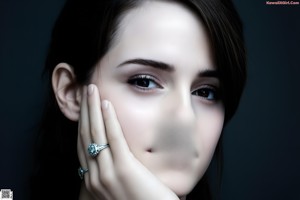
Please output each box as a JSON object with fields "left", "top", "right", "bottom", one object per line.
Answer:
{"left": 30, "top": 0, "right": 246, "bottom": 199}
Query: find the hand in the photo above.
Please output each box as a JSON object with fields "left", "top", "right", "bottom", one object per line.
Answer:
{"left": 77, "top": 84, "right": 179, "bottom": 200}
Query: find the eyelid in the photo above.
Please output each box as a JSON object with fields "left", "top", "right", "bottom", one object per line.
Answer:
{"left": 130, "top": 74, "right": 161, "bottom": 85}
{"left": 128, "top": 74, "right": 163, "bottom": 90}
{"left": 192, "top": 84, "right": 221, "bottom": 101}
{"left": 131, "top": 74, "right": 155, "bottom": 79}
{"left": 192, "top": 84, "right": 218, "bottom": 92}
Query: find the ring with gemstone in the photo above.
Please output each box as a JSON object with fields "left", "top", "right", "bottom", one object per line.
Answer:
{"left": 78, "top": 167, "right": 88, "bottom": 180}
{"left": 88, "top": 143, "right": 109, "bottom": 157}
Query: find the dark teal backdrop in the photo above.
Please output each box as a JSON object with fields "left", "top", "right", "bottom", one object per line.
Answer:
{"left": 0, "top": 0, "right": 299, "bottom": 199}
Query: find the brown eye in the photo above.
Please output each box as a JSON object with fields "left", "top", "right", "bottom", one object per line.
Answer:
{"left": 192, "top": 87, "right": 219, "bottom": 100}
{"left": 128, "top": 75, "right": 162, "bottom": 90}
{"left": 130, "top": 79, "right": 152, "bottom": 88}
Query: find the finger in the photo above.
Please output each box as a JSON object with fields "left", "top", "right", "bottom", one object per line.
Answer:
{"left": 86, "top": 84, "right": 114, "bottom": 182}
{"left": 101, "top": 100, "right": 131, "bottom": 160}
{"left": 77, "top": 86, "right": 90, "bottom": 182}
{"left": 79, "top": 87, "right": 109, "bottom": 193}
{"left": 77, "top": 133, "right": 90, "bottom": 182}
{"left": 87, "top": 84, "right": 107, "bottom": 144}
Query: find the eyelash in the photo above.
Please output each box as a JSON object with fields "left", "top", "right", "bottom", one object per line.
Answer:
{"left": 127, "top": 74, "right": 162, "bottom": 91}
{"left": 191, "top": 86, "right": 220, "bottom": 101}
{"left": 128, "top": 74, "right": 220, "bottom": 101}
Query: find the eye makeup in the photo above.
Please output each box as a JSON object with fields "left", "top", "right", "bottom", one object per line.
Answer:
{"left": 128, "top": 74, "right": 163, "bottom": 91}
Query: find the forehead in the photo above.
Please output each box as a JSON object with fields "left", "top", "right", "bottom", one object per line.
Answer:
{"left": 106, "top": 0, "right": 214, "bottom": 71}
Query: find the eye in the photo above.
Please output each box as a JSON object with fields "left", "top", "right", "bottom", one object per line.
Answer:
{"left": 192, "top": 86, "right": 219, "bottom": 101}
{"left": 128, "top": 75, "right": 162, "bottom": 90}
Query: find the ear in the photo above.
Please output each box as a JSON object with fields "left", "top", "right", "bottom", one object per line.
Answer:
{"left": 52, "top": 63, "right": 82, "bottom": 121}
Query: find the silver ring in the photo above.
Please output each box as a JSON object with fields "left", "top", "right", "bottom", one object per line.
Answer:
{"left": 88, "top": 143, "right": 109, "bottom": 157}
{"left": 78, "top": 167, "right": 88, "bottom": 180}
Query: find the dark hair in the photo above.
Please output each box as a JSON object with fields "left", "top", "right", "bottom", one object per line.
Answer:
{"left": 30, "top": 0, "right": 246, "bottom": 199}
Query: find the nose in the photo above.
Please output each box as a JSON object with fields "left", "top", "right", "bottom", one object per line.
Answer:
{"left": 164, "top": 87, "right": 195, "bottom": 124}
{"left": 153, "top": 87, "right": 198, "bottom": 156}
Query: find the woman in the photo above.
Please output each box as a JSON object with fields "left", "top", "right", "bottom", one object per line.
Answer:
{"left": 31, "top": 0, "right": 246, "bottom": 199}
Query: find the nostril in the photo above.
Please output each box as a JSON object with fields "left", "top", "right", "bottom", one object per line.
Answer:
{"left": 147, "top": 148, "right": 153, "bottom": 153}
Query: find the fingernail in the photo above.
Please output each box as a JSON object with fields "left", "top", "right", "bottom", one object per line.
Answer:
{"left": 87, "top": 84, "right": 94, "bottom": 96}
{"left": 102, "top": 100, "right": 109, "bottom": 110}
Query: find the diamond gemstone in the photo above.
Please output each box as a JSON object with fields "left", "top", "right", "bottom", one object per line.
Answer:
{"left": 88, "top": 143, "right": 99, "bottom": 157}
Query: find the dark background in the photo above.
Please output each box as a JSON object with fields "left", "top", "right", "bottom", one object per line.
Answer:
{"left": 0, "top": 0, "right": 299, "bottom": 199}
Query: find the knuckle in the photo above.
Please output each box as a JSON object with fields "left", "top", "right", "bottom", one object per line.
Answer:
{"left": 79, "top": 130, "right": 85, "bottom": 139}
{"left": 115, "top": 163, "right": 130, "bottom": 180}
{"left": 116, "top": 167, "right": 128, "bottom": 180}
{"left": 90, "top": 127, "right": 100, "bottom": 138}
{"left": 79, "top": 125, "right": 88, "bottom": 137}
{"left": 84, "top": 180, "right": 92, "bottom": 192}
{"left": 99, "top": 170, "right": 115, "bottom": 190}
{"left": 88, "top": 175, "right": 101, "bottom": 192}
{"left": 116, "top": 156, "right": 136, "bottom": 180}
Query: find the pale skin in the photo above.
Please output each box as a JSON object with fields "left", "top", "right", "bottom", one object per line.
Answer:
{"left": 52, "top": 1, "right": 225, "bottom": 200}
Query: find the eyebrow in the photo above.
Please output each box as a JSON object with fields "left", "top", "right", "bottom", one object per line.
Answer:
{"left": 117, "top": 58, "right": 219, "bottom": 79}
{"left": 198, "top": 69, "right": 220, "bottom": 79}
{"left": 117, "top": 58, "right": 175, "bottom": 72}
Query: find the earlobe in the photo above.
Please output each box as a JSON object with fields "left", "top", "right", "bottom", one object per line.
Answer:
{"left": 52, "top": 63, "right": 81, "bottom": 121}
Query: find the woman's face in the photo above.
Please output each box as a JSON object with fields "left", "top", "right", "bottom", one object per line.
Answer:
{"left": 90, "top": 1, "right": 224, "bottom": 196}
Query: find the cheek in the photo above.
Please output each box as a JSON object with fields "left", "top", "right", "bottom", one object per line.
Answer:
{"left": 195, "top": 106, "right": 224, "bottom": 159}
{"left": 104, "top": 92, "right": 159, "bottom": 152}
